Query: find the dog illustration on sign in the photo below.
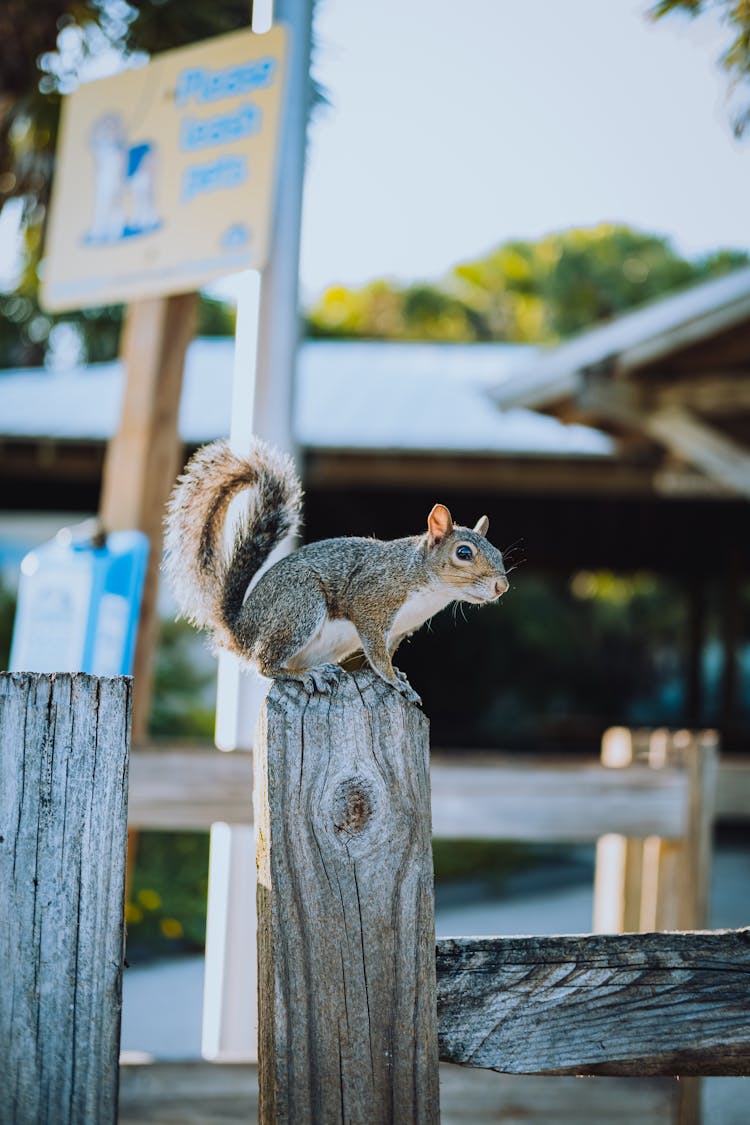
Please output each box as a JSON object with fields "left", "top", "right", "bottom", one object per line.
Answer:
{"left": 86, "top": 113, "right": 162, "bottom": 244}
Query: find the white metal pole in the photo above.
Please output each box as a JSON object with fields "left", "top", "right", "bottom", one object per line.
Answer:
{"left": 201, "top": 0, "right": 313, "bottom": 1062}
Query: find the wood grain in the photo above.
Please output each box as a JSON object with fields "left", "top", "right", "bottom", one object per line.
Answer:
{"left": 255, "top": 668, "right": 440, "bottom": 1124}
{"left": 0, "top": 673, "right": 131, "bottom": 1125}
{"left": 436, "top": 930, "right": 750, "bottom": 1077}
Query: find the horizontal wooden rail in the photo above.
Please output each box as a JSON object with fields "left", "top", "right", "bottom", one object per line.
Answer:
{"left": 128, "top": 746, "right": 750, "bottom": 833}
{"left": 429, "top": 755, "right": 688, "bottom": 840}
{"left": 436, "top": 929, "right": 750, "bottom": 1076}
{"left": 129, "top": 747, "right": 252, "bottom": 829}
{"left": 716, "top": 758, "right": 750, "bottom": 820}
{"left": 118, "top": 1060, "right": 681, "bottom": 1124}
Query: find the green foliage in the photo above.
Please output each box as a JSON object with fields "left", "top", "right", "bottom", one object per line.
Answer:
{"left": 149, "top": 617, "right": 216, "bottom": 738}
{"left": 653, "top": 1, "right": 750, "bottom": 136}
{"left": 306, "top": 225, "right": 749, "bottom": 345}
{"left": 396, "top": 568, "right": 687, "bottom": 750}
{"left": 126, "top": 616, "right": 217, "bottom": 963}
{"left": 432, "top": 839, "right": 535, "bottom": 886}
{"left": 0, "top": 292, "right": 236, "bottom": 368}
{"left": 126, "top": 831, "right": 210, "bottom": 961}
{"left": 197, "top": 294, "right": 236, "bottom": 337}
{"left": 0, "top": 581, "right": 16, "bottom": 669}
{"left": 432, "top": 839, "right": 589, "bottom": 902}
{"left": 306, "top": 279, "right": 492, "bottom": 342}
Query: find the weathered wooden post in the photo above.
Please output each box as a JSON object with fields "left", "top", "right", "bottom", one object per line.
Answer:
{"left": 255, "top": 668, "right": 440, "bottom": 1124}
{"left": 593, "top": 726, "right": 719, "bottom": 933}
{"left": 592, "top": 725, "right": 719, "bottom": 1125}
{"left": 0, "top": 673, "right": 131, "bottom": 1125}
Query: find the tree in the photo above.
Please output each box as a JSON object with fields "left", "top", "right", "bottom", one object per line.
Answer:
{"left": 653, "top": 1, "right": 750, "bottom": 136}
{"left": 304, "top": 279, "right": 490, "bottom": 342}
{"left": 306, "top": 225, "right": 748, "bottom": 345}
{"left": 454, "top": 224, "right": 748, "bottom": 341}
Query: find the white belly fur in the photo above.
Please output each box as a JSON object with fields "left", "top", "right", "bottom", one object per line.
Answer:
{"left": 387, "top": 586, "right": 453, "bottom": 645}
{"left": 291, "top": 586, "right": 452, "bottom": 669}
{"left": 292, "top": 617, "right": 361, "bottom": 669}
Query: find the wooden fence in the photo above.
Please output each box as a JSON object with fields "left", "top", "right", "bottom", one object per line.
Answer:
{"left": 3, "top": 669, "right": 749, "bottom": 1124}
{"left": 127, "top": 744, "right": 750, "bottom": 834}
{"left": 252, "top": 669, "right": 749, "bottom": 1124}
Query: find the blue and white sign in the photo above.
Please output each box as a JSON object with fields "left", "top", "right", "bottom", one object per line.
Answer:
{"left": 10, "top": 525, "right": 149, "bottom": 676}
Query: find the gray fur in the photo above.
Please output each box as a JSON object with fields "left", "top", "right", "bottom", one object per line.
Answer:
{"left": 164, "top": 440, "right": 509, "bottom": 703}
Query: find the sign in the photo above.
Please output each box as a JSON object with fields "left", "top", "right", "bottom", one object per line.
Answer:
{"left": 42, "top": 26, "right": 288, "bottom": 311}
{"left": 9, "top": 525, "right": 149, "bottom": 675}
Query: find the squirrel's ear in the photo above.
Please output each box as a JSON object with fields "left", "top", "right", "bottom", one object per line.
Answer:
{"left": 474, "top": 515, "right": 489, "bottom": 537}
{"left": 427, "top": 504, "right": 453, "bottom": 545}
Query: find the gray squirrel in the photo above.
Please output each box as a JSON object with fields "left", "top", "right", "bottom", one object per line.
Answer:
{"left": 164, "top": 438, "right": 509, "bottom": 704}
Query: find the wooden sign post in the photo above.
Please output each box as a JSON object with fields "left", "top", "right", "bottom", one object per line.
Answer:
{"left": 99, "top": 292, "right": 197, "bottom": 741}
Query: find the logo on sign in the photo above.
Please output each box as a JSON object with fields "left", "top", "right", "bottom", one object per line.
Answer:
{"left": 86, "top": 113, "right": 162, "bottom": 245}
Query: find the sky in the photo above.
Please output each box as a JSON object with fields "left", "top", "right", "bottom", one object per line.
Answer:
{"left": 294, "top": 0, "right": 749, "bottom": 300}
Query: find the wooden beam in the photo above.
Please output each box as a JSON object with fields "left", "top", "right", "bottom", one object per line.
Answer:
{"left": 570, "top": 381, "right": 750, "bottom": 498}
{"left": 129, "top": 747, "right": 253, "bottom": 829}
{"left": 128, "top": 749, "right": 689, "bottom": 837}
{"left": 429, "top": 755, "right": 689, "bottom": 840}
{"left": 643, "top": 406, "right": 750, "bottom": 498}
{"left": 127, "top": 747, "right": 750, "bottom": 832}
{"left": 716, "top": 758, "right": 750, "bottom": 820}
{"left": 305, "top": 448, "right": 738, "bottom": 500}
{"left": 118, "top": 1060, "right": 680, "bottom": 1125}
{"left": 100, "top": 293, "right": 198, "bottom": 740}
{"left": 306, "top": 451, "right": 642, "bottom": 496}
{"left": 654, "top": 372, "right": 750, "bottom": 414}
{"left": 436, "top": 930, "right": 750, "bottom": 1076}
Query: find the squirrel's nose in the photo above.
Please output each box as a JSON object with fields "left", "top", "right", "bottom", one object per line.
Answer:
{"left": 495, "top": 576, "right": 509, "bottom": 597}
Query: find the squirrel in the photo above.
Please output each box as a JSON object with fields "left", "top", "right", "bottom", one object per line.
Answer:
{"left": 163, "top": 437, "right": 509, "bottom": 705}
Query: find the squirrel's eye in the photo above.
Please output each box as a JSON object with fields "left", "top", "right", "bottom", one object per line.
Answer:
{"left": 455, "top": 544, "right": 474, "bottom": 561}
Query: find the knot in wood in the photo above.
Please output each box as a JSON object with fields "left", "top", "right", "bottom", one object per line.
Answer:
{"left": 332, "top": 777, "right": 374, "bottom": 838}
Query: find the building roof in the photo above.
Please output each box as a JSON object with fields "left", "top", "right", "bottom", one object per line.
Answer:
{"left": 484, "top": 267, "right": 750, "bottom": 499}
{"left": 487, "top": 266, "right": 750, "bottom": 412}
{"left": 0, "top": 338, "right": 613, "bottom": 458}
{"left": 6, "top": 268, "right": 748, "bottom": 499}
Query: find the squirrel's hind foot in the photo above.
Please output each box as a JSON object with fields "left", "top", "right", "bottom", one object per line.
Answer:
{"left": 392, "top": 669, "right": 422, "bottom": 707}
{"left": 294, "top": 663, "right": 343, "bottom": 695}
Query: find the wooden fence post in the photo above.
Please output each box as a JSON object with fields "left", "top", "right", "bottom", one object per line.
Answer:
{"left": 0, "top": 672, "right": 132, "bottom": 1125}
{"left": 593, "top": 727, "right": 719, "bottom": 934}
{"left": 592, "top": 726, "right": 719, "bottom": 1125}
{"left": 255, "top": 667, "right": 440, "bottom": 1124}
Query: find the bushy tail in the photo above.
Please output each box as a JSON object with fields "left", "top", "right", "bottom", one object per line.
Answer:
{"left": 163, "top": 438, "right": 302, "bottom": 652}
